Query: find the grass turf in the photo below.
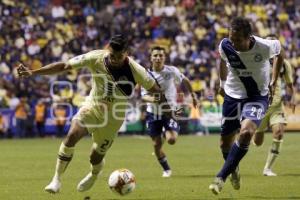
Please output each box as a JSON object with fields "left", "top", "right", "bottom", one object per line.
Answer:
{"left": 0, "top": 133, "right": 300, "bottom": 200}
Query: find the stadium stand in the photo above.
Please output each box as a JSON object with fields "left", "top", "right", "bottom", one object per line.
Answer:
{"left": 0, "top": 0, "right": 299, "bottom": 137}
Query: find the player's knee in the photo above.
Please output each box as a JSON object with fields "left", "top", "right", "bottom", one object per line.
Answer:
{"left": 273, "top": 127, "right": 284, "bottom": 140}
{"left": 167, "top": 137, "right": 176, "bottom": 145}
{"left": 253, "top": 132, "right": 264, "bottom": 146}
{"left": 239, "top": 128, "right": 254, "bottom": 144}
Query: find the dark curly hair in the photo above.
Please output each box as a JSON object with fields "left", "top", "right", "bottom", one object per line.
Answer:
{"left": 109, "top": 34, "right": 128, "bottom": 52}
{"left": 230, "top": 17, "right": 252, "bottom": 38}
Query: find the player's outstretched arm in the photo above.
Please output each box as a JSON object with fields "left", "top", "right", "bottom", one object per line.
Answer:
{"left": 17, "top": 61, "right": 72, "bottom": 78}
{"left": 182, "top": 77, "right": 198, "bottom": 108}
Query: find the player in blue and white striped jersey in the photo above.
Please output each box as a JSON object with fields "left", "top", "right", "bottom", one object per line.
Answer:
{"left": 209, "top": 17, "right": 285, "bottom": 195}
{"left": 141, "top": 46, "right": 197, "bottom": 178}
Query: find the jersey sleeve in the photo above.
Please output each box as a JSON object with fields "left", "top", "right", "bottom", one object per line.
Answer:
{"left": 128, "top": 58, "right": 155, "bottom": 90}
{"left": 218, "top": 39, "right": 227, "bottom": 61}
{"left": 173, "top": 67, "right": 184, "bottom": 84}
{"left": 283, "top": 60, "right": 294, "bottom": 84}
{"left": 67, "top": 51, "right": 99, "bottom": 69}
{"left": 267, "top": 39, "right": 281, "bottom": 58}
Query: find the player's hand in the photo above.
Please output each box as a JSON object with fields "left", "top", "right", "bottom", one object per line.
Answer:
{"left": 17, "top": 62, "right": 32, "bottom": 78}
{"left": 218, "top": 87, "right": 225, "bottom": 97}
{"left": 285, "top": 96, "right": 296, "bottom": 113}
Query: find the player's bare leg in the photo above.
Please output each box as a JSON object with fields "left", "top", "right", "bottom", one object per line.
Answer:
{"left": 165, "top": 130, "right": 177, "bottom": 145}
{"left": 263, "top": 123, "right": 284, "bottom": 176}
{"left": 77, "top": 148, "right": 105, "bottom": 192}
{"left": 253, "top": 130, "right": 265, "bottom": 146}
{"left": 45, "top": 120, "right": 88, "bottom": 193}
{"left": 152, "top": 135, "right": 172, "bottom": 177}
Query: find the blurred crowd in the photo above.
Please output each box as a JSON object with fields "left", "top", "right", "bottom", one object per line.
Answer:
{"left": 0, "top": 0, "right": 300, "bottom": 137}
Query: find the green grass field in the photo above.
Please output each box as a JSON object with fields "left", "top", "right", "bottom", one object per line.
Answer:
{"left": 0, "top": 134, "right": 300, "bottom": 200}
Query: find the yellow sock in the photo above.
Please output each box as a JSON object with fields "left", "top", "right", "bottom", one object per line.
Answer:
{"left": 54, "top": 143, "right": 74, "bottom": 180}
{"left": 264, "top": 139, "right": 283, "bottom": 170}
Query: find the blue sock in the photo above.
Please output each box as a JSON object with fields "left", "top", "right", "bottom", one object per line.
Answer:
{"left": 217, "top": 142, "right": 248, "bottom": 181}
{"left": 158, "top": 156, "right": 170, "bottom": 171}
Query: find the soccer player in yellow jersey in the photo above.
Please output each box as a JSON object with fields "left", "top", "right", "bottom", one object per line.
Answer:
{"left": 17, "top": 35, "right": 164, "bottom": 193}
{"left": 253, "top": 36, "right": 296, "bottom": 176}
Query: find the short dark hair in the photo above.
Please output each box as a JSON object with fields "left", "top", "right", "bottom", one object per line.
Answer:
{"left": 266, "top": 34, "right": 278, "bottom": 40}
{"left": 230, "top": 17, "right": 252, "bottom": 38}
{"left": 109, "top": 34, "right": 128, "bottom": 52}
{"left": 150, "top": 46, "right": 166, "bottom": 53}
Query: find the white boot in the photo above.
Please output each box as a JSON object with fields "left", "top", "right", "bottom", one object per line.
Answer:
{"left": 263, "top": 168, "right": 277, "bottom": 176}
{"left": 77, "top": 172, "right": 100, "bottom": 192}
{"left": 162, "top": 170, "right": 172, "bottom": 178}
{"left": 45, "top": 178, "right": 61, "bottom": 193}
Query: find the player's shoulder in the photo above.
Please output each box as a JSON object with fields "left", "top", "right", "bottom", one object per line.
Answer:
{"left": 253, "top": 35, "right": 279, "bottom": 49}
{"left": 219, "top": 38, "right": 235, "bottom": 54}
{"left": 128, "top": 56, "right": 143, "bottom": 68}
{"left": 85, "top": 49, "right": 108, "bottom": 57}
{"left": 253, "top": 35, "right": 268, "bottom": 45}
{"left": 219, "top": 38, "right": 231, "bottom": 47}
{"left": 164, "top": 65, "right": 177, "bottom": 71}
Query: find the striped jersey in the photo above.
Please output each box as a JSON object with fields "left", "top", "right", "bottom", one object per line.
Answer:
{"left": 219, "top": 35, "right": 281, "bottom": 99}
{"left": 141, "top": 65, "right": 184, "bottom": 115}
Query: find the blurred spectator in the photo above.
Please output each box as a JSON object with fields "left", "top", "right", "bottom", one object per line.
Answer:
{"left": 188, "top": 103, "right": 204, "bottom": 135}
{"left": 54, "top": 104, "right": 67, "bottom": 137}
{"left": 0, "top": 113, "right": 8, "bottom": 138}
{"left": 0, "top": 0, "right": 299, "bottom": 135}
{"left": 34, "top": 99, "right": 47, "bottom": 137}
{"left": 14, "top": 96, "right": 30, "bottom": 138}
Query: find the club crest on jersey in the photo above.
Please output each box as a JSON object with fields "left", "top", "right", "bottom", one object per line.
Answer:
{"left": 254, "top": 54, "right": 262, "bottom": 62}
{"left": 164, "top": 74, "right": 171, "bottom": 80}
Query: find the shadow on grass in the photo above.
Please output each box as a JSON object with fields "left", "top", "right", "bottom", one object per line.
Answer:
{"left": 174, "top": 174, "right": 214, "bottom": 178}
{"left": 280, "top": 173, "right": 300, "bottom": 177}
{"left": 247, "top": 196, "right": 300, "bottom": 199}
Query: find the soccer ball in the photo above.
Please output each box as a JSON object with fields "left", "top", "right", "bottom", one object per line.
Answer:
{"left": 108, "top": 169, "right": 136, "bottom": 195}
